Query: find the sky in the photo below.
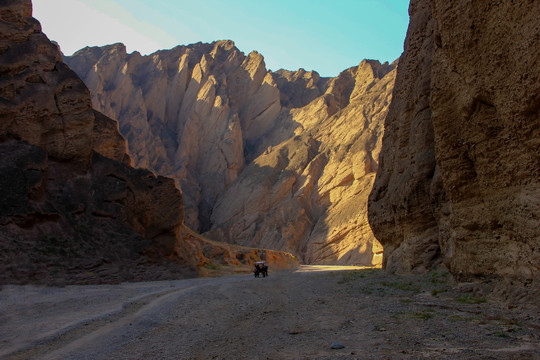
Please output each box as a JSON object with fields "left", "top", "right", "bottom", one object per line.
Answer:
{"left": 32, "top": 0, "right": 410, "bottom": 77}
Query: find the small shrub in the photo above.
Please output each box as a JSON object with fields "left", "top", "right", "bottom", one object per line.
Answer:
{"left": 448, "top": 314, "right": 466, "bottom": 322}
{"left": 455, "top": 294, "right": 487, "bottom": 304}
{"left": 428, "top": 270, "right": 449, "bottom": 285}
{"left": 431, "top": 288, "right": 448, "bottom": 297}
{"left": 203, "top": 263, "right": 220, "bottom": 270}
{"left": 412, "top": 311, "right": 434, "bottom": 320}
{"left": 337, "top": 271, "right": 365, "bottom": 284}
{"left": 394, "top": 311, "right": 434, "bottom": 320}
{"left": 501, "top": 318, "right": 521, "bottom": 326}
{"left": 448, "top": 314, "right": 478, "bottom": 322}
{"left": 381, "top": 281, "right": 421, "bottom": 293}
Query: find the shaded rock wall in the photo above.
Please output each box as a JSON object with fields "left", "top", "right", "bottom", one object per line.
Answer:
{"left": 0, "top": 142, "right": 190, "bottom": 284}
{"left": 66, "top": 43, "right": 397, "bottom": 265}
{"left": 0, "top": 0, "right": 93, "bottom": 168}
{"left": 0, "top": 0, "right": 188, "bottom": 283}
{"left": 368, "top": 0, "right": 444, "bottom": 274}
{"left": 369, "top": 0, "right": 540, "bottom": 282}
{"left": 92, "top": 109, "right": 132, "bottom": 165}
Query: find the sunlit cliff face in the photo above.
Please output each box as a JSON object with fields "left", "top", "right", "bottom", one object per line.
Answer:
{"left": 66, "top": 42, "right": 397, "bottom": 266}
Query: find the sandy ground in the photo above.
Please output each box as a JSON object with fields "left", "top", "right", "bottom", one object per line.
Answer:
{"left": 1, "top": 266, "right": 539, "bottom": 360}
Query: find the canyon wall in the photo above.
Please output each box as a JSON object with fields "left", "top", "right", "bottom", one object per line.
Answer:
{"left": 369, "top": 0, "right": 540, "bottom": 283}
{"left": 65, "top": 42, "right": 282, "bottom": 231}
{"left": 66, "top": 43, "right": 396, "bottom": 265}
{"left": 207, "top": 61, "right": 396, "bottom": 264}
{"left": 0, "top": 0, "right": 186, "bottom": 283}
{"left": 0, "top": 0, "right": 296, "bottom": 284}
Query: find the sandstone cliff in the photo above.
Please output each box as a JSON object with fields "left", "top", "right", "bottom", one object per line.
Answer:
{"left": 66, "top": 43, "right": 396, "bottom": 265}
{"left": 0, "top": 0, "right": 187, "bottom": 283}
{"left": 207, "top": 61, "right": 396, "bottom": 265}
{"left": 369, "top": 0, "right": 540, "bottom": 285}
{"left": 65, "top": 42, "right": 281, "bottom": 231}
{"left": 0, "top": 0, "right": 297, "bottom": 284}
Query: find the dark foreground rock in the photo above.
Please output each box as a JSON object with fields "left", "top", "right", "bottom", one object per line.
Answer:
{"left": 0, "top": 0, "right": 297, "bottom": 284}
{"left": 369, "top": 0, "right": 540, "bottom": 298}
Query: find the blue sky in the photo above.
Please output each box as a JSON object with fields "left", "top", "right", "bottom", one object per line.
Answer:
{"left": 33, "top": 0, "right": 409, "bottom": 77}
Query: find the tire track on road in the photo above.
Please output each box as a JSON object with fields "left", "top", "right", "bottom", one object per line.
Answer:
{"left": 3, "top": 284, "right": 195, "bottom": 360}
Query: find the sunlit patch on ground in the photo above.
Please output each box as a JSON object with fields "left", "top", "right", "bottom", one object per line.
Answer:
{"left": 295, "top": 265, "right": 379, "bottom": 273}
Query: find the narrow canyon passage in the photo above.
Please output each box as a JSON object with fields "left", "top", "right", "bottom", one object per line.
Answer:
{"left": 2, "top": 267, "right": 539, "bottom": 359}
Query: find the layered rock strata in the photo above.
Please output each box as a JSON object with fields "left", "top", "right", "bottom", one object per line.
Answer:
{"left": 369, "top": 0, "right": 540, "bottom": 284}
{"left": 66, "top": 43, "right": 396, "bottom": 265}
{"left": 0, "top": 0, "right": 297, "bottom": 284}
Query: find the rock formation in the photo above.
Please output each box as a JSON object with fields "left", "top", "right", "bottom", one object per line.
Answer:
{"left": 65, "top": 42, "right": 281, "bottom": 231}
{"left": 0, "top": 0, "right": 297, "bottom": 284}
{"left": 66, "top": 43, "right": 397, "bottom": 265}
{"left": 369, "top": 0, "right": 540, "bottom": 285}
{"left": 207, "top": 61, "right": 396, "bottom": 265}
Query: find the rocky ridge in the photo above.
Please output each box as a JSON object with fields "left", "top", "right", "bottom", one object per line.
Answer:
{"left": 207, "top": 60, "right": 396, "bottom": 265}
{"left": 66, "top": 41, "right": 281, "bottom": 230}
{"left": 0, "top": 0, "right": 297, "bottom": 284}
{"left": 65, "top": 43, "right": 397, "bottom": 265}
{"left": 369, "top": 0, "right": 540, "bottom": 289}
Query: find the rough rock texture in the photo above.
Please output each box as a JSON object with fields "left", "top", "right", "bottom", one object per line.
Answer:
{"left": 369, "top": 0, "right": 540, "bottom": 284}
{"left": 92, "top": 109, "right": 132, "bottom": 165}
{"left": 0, "top": 142, "right": 190, "bottom": 284}
{"left": 207, "top": 61, "right": 396, "bottom": 265}
{"left": 271, "top": 68, "right": 329, "bottom": 108}
{"left": 0, "top": 0, "right": 185, "bottom": 283}
{"left": 368, "top": 0, "right": 444, "bottom": 274}
{"left": 0, "top": 0, "right": 296, "bottom": 284}
{"left": 66, "top": 43, "right": 397, "bottom": 265}
{"left": 66, "top": 42, "right": 281, "bottom": 231}
{"left": 0, "top": 0, "right": 94, "bottom": 168}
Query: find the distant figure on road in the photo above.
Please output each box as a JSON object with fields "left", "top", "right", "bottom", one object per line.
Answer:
{"left": 254, "top": 263, "right": 262, "bottom": 278}
{"left": 254, "top": 261, "right": 268, "bottom": 278}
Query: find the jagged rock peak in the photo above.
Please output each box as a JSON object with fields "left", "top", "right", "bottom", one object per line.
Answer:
{"left": 64, "top": 39, "right": 283, "bottom": 231}
{"left": 204, "top": 60, "right": 398, "bottom": 265}
{"left": 272, "top": 68, "right": 329, "bottom": 108}
{"left": 65, "top": 37, "right": 398, "bottom": 266}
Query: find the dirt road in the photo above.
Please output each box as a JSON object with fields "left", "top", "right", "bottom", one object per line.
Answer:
{"left": 1, "top": 266, "right": 539, "bottom": 359}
